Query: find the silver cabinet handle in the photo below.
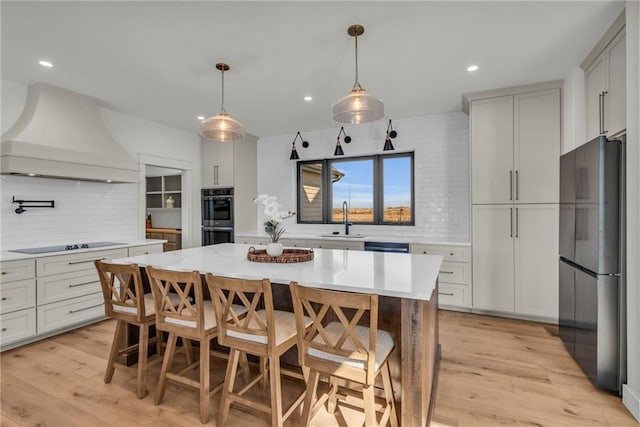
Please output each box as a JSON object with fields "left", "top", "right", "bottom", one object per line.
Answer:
{"left": 515, "top": 207, "right": 519, "bottom": 238}
{"left": 509, "top": 171, "right": 513, "bottom": 201}
{"left": 68, "top": 281, "right": 96, "bottom": 288}
{"left": 515, "top": 170, "right": 519, "bottom": 201}
{"left": 598, "top": 92, "right": 603, "bottom": 135}
{"left": 1, "top": 297, "right": 7, "bottom": 301}
{"left": 214, "top": 165, "right": 219, "bottom": 185}
{"left": 1, "top": 271, "right": 7, "bottom": 275}
{"left": 510, "top": 208, "right": 513, "bottom": 237}
{"left": 439, "top": 271, "right": 454, "bottom": 274}
{"left": 602, "top": 91, "right": 608, "bottom": 134}
{"left": 69, "top": 257, "right": 106, "bottom": 265}
{"left": 69, "top": 303, "right": 103, "bottom": 314}
{"left": 1, "top": 328, "right": 6, "bottom": 332}
{"left": 439, "top": 292, "right": 455, "bottom": 296}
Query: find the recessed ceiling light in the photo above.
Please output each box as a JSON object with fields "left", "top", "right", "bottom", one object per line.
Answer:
{"left": 304, "top": 96, "right": 313, "bottom": 102}
{"left": 467, "top": 64, "right": 479, "bottom": 72}
{"left": 197, "top": 115, "right": 205, "bottom": 121}
{"left": 39, "top": 60, "right": 53, "bottom": 68}
{"left": 106, "top": 179, "right": 112, "bottom": 183}
{"left": 27, "top": 173, "right": 36, "bottom": 177}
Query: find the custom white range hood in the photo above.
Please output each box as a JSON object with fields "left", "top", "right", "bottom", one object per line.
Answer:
{"left": 1, "top": 82, "right": 138, "bottom": 183}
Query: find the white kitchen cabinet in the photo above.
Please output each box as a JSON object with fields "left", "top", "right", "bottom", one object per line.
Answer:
{"left": 279, "top": 238, "right": 310, "bottom": 248}
{"left": 0, "top": 279, "right": 36, "bottom": 314}
{"left": 1, "top": 308, "right": 36, "bottom": 346}
{"left": 472, "top": 205, "right": 515, "bottom": 312}
{"left": 0, "top": 259, "right": 37, "bottom": 348}
{"left": 307, "top": 239, "right": 364, "bottom": 251}
{"left": 585, "top": 29, "right": 626, "bottom": 140}
{"left": 202, "top": 140, "right": 234, "bottom": 187}
{"left": 410, "top": 243, "right": 472, "bottom": 309}
{"left": 128, "top": 243, "right": 164, "bottom": 257}
{"left": 236, "top": 236, "right": 269, "bottom": 245}
{"left": 472, "top": 204, "right": 559, "bottom": 321}
{"left": 470, "top": 87, "right": 560, "bottom": 205}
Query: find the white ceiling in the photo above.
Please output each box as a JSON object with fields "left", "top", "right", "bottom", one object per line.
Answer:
{"left": 1, "top": 1, "right": 625, "bottom": 138}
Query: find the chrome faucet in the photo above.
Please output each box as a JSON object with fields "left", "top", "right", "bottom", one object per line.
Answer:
{"left": 343, "top": 201, "right": 353, "bottom": 235}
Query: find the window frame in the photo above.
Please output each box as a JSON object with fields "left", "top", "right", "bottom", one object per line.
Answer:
{"left": 296, "top": 151, "right": 415, "bottom": 226}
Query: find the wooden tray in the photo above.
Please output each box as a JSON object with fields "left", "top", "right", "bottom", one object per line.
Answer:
{"left": 247, "top": 247, "right": 314, "bottom": 263}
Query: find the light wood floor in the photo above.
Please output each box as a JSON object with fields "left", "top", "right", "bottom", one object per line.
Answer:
{"left": 1, "top": 310, "right": 637, "bottom": 426}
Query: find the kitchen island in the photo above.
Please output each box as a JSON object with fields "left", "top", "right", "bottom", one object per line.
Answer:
{"left": 114, "top": 243, "right": 442, "bottom": 426}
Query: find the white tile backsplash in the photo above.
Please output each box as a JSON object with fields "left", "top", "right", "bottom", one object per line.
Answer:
{"left": 0, "top": 175, "right": 138, "bottom": 250}
{"left": 256, "top": 112, "right": 470, "bottom": 242}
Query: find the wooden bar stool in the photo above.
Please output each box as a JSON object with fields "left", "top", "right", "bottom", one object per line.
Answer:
{"left": 205, "top": 274, "right": 312, "bottom": 427}
{"left": 95, "top": 260, "right": 175, "bottom": 399}
{"left": 146, "top": 266, "right": 248, "bottom": 424}
{"left": 290, "top": 282, "right": 399, "bottom": 427}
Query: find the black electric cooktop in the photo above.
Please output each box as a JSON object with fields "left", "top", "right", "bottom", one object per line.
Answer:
{"left": 9, "top": 241, "right": 125, "bottom": 254}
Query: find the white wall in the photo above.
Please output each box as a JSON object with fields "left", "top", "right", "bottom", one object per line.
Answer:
{"left": 623, "top": 1, "right": 640, "bottom": 422}
{"left": 1, "top": 79, "right": 202, "bottom": 249}
{"left": 256, "top": 113, "right": 469, "bottom": 242}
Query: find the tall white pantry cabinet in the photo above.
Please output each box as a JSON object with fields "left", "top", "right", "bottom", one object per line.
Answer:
{"left": 466, "top": 83, "right": 561, "bottom": 322}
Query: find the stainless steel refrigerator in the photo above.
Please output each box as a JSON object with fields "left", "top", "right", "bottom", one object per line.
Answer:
{"left": 559, "top": 134, "right": 626, "bottom": 394}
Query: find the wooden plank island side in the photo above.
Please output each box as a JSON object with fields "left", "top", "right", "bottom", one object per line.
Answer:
{"left": 113, "top": 243, "right": 441, "bottom": 426}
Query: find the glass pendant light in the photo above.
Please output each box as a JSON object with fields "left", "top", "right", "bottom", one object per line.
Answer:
{"left": 332, "top": 24, "right": 384, "bottom": 125}
{"left": 200, "top": 63, "right": 245, "bottom": 142}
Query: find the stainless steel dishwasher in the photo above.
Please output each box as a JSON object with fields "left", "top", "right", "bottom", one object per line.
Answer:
{"left": 364, "top": 241, "right": 410, "bottom": 253}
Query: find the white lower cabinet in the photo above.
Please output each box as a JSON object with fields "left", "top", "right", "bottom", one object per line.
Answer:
{"left": 1, "top": 308, "right": 36, "bottom": 345}
{"left": 236, "top": 236, "right": 270, "bottom": 245}
{"left": 410, "top": 243, "right": 472, "bottom": 309}
{"left": 472, "top": 204, "right": 559, "bottom": 321}
{"left": 279, "top": 238, "right": 310, "bottom": 248}
{"left": 307, "top": 239, "right": 364, "bottom": 251}
{"left": 37, "top": 293, "right": 104, "bottom": 334}
{"left": 1, "top": 279, "right": 36, "bottom": 314}
{"left": 128, "top": 243, "right": 164, "bottom": 257}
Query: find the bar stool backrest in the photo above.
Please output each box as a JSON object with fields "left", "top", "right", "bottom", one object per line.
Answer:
{"left": 146, "top": 266, "right": 204, "bottom": 339}
{"left": 95, "top": 260, "right": 146, "bottom": 322}
{"left": 206, "top": 274, "right": 275, "bottom": 354}
{"left": 290, "top": 282, "right": 379, "bottom": 384}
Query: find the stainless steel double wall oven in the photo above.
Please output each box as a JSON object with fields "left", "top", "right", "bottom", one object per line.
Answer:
{"left": 202, "top": 188, "right": 234, "bottom": 245}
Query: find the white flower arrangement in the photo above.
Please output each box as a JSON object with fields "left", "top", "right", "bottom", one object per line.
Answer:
{"left": 253, "top": 194, "right": 295, "bottom": 243}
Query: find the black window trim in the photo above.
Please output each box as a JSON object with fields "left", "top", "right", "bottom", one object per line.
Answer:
{"left": 296, "top": 151, "right": 415, "bottom": 226}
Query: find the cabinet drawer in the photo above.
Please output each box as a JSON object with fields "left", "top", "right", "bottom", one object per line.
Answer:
{"left": 237, "top": 237, "right": 269, "bottom": 245}
{"left": 1, "top": 308, "right": 36, "bottom": 346}
{"left": 148, "top": 233, "right": 163, "bottom": 239}
{"left": 0, "top": 259, "right": 36, "bottom": 283}
{"left": 308, "top": 240, "right": 364, "bottom": 251}
{"left": 438, "top": 284, "right": 471, "bottom": 308}
{"left": 410, "top": 244, "right": 470, "bottom": 262}
{"left": 279, "top": 239, "right": 310, "bottom": 248}
{"left": 37, "top": 293, "right": 104, "bottom": 334}
{"left": 165, "top": 233, "right": 178, "bottom": 243}
{"left": 0, "top": 279, "right": 36, "bottom": 314}
{"left": 37, "top": 270, "right": 102, "bottom": 305}
{"left": 438, "top": 261, "right": 471, "bottom": 285}
{"left": 36, "top": 248, "right": 128, "bottom": 277}
{"left": 128, "top": 244, "right": 163, "bottom": 257}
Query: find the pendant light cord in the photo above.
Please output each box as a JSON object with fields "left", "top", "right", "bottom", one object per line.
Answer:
{"left": 220, "top": 69, "right": 226, "bottom": 113}
{"left": 353, "top": 32, "right": 362, "bottom": 90}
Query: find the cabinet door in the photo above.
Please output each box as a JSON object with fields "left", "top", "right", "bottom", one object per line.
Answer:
{"left": 472, "top": 205, "right": 514, "bottom": 312}
{"left": 201, "top": 140, "right": 217, "bottom": 186}
{"left": 471, "top": 96, "right": 514, "bottom": 204}
{"left": 514, "top": 204, "right": 559, "bottom": 321}
{"left": 606, "top": 31, "right": 626, "bottom": 137}
{"left": 215, "top": 142, "right": 235, "bottom": 187}
{"left": 585, "top": 55, "right": 606, "bottom": 141}
{"left": 514, "top": 89, "right": 560, "bottom": 203}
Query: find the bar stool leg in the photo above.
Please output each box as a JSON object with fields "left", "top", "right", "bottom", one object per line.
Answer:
{"left": 268, "top": 356, "right": 284, "bottom": 427}
{"left": 260, "top": 356, "right": 268, "bottom": 391}
{"left": 136, "top": 323, "right": 149, "bottom": 398}
{"left": 301, "top": 369, "right": 320, "bottom": 427}
{"left": 327, "top": 376, "right": 339, "bottom": 413}
{"left": 199, "top": 337, "right": 211, "bottom": 423}
{"left": 218, "top": 348, "right": 240, "bottom": 427}
{"left": 156, "top": 332, "right": 178, "bottom": 405}
{"left": 105, "top": 320, "right": 125, "bottom": 383}
{"left": 381, "top": 361, "right": 398, "bottom": 427}
{"left": 363, "top": 384, "right": 377, "bottom": 426}
{"left": 155, "top": 328, "right": 164, "bottom": 356}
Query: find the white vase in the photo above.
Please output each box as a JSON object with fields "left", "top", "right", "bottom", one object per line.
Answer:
{"left": 266, "top": 242, "right": 284, "bottom": 257}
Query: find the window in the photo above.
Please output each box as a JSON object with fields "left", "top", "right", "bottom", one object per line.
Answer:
{"left": 297, "top": 152, "right": 414, "bottom": 225}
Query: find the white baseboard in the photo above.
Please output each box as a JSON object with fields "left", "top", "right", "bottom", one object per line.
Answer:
{"left": 623, "top": 384, "right": 640, "bottom": 423}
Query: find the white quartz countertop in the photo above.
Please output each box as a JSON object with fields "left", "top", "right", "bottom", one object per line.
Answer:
{"left": 235, "top": 231, "right": 470, "bottom": 246}
{"left": 0, "top": 239, "right": 166, "bottom": 262}
{"left": 112, "top": 243, "right": 442, "bottom": 301}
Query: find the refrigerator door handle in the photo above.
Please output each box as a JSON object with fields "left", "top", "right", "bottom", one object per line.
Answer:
{"left": 509, "top": 170, "right": 513, "bottom": 201}
{"left": 602, "top": 91, "right": 608, "bottom": 134}
{"left": 598, "top": 92, "right": 603, "bottom": 135}
{"left": 510, "top": 207, "right": 513, "bottom": 237}
{"left": 515, "top": 207, "right": 519, "bottom": 238}
{"left": 515, "top": 170, "right": 519, "bottom": 201}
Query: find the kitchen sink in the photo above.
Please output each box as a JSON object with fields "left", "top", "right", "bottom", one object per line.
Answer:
{"left": 319, "top": 234, "right": 366, "bottom": 239}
